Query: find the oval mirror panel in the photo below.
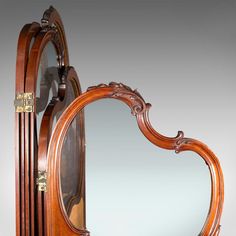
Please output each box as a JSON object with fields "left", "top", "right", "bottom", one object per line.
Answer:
{"left": 82, "top": 99, "right": 211, "bottom": 236}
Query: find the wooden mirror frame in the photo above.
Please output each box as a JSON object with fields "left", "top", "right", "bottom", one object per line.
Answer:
{"left": 15, "top": 21, "right": 41, "bottom": 236}
{"left": 37, "top": 67, "right": 86, "bottom": 235}
{"left": 15, "top": 6, "right": 224, "bottom": 236}
{"left": 46, "top": 82, "right": 224, "bottom": 236}
{"left": 15, "top": 6, "right": 86, "bottom": 236}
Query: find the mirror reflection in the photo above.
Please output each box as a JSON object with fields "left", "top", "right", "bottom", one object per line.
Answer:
{"left": 84, "top": 99, "right": 211, "bottom": 236}
{"left": 60, "top": 81, "right": 85, "bottom": 229}
{"left": 36, "top": 41, "right": 59, "bottom": 138}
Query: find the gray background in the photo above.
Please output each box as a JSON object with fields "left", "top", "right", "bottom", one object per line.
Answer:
{"left": 0, "top": 0, "right": 236, "bottom": 235}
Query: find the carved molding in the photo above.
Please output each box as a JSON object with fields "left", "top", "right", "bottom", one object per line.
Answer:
{"left": 47, "top": 82, "right": 224, "bottom": 236}
{"left": 87, "top": 82, "right": 144, "bottom": 99}
{"left": 22, "top": 7, "right": 76, "bottom": 236}
{"left": 40, "top": 6, "right": 68, "bottom": 66}
{"left": 88, "top": 82, "right": 147, "bottom": 115}
{"left": 41, "top": 6, "right": 56, "bottom": 29}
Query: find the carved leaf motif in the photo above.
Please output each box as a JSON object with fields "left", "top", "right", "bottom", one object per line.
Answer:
{"left": 87, "top": 82, "right": 147, "bottom": 115}
{"left": 47, "top": 79, "right": 224, "bottom": 235}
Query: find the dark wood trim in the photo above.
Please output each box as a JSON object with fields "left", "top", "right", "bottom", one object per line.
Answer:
{"left": 37, "top": 67, "right": 86, "bottom": 234}
{"left": 15, "top": 22, "right": 41, "bottom": 236}
{"left": 41, "top": 6, "right": 69, "bottom": 66}
{"left": 46, "top": 82, "right": 224, "bottom": 236}
{"left": 23, "top": 9, "right": 70, "bottom": 236}
{"left": 15, "top": 6, "right": 73, "bottom": 236}
{"left": 24, "top": 29, "right": 59, "bottom": 236}
{"left": 15, "top": 6, "right": 224, "bottom": 236}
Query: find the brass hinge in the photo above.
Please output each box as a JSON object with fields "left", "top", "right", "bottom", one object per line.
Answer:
{"left": 14, "top": 92, "right": 34, "bottom": 113}
{"left": 36, "top": 171, "right": 47, "bottom": 192}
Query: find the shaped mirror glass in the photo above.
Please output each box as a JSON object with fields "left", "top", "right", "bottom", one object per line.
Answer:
{"left": 36, "top": 41, "right": 59, "bottom": 138}
{"left": 83, "top": 99, "right": 211, "bottom": 236}
{"left": 59, "top": 81, "right": 85, "bottom": 230}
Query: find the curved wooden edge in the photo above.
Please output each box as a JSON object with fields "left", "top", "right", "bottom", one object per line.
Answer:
{"left": 38, "top": 67, "right": 80, "bottom": 170}
{"left": 25, "top": 6, "right": 70, "bottom": 94}
{"left": 19, "top": 7, "right": 71, "bottom": 236}
{"left": 47, "top": 82, "right": 224, "bottom": 236}
{"left": 136, "top": 108, "right": 224, "bottom": 236}
{"left": 37, "top": 66, "right": 86, "bottom": 235}
{"left": 39, "top": 68, "right": 87, "bottom": 236}
{"left": 62, "top": 71, "right": 86, "bottom": 225}
{"left": 22, "top": 28, "right": 58, "bottom": 236}
{"left": 15, "top": 22, "right": 41, "bottom": 236}
{"left": 25, "top": 30, "right": 60, "bottom": 93}
{"left": 41, "top": 6, "right": 69, "bottom": 65}
{"left": 15, "top": 22, "right": 41, "bottom": 93}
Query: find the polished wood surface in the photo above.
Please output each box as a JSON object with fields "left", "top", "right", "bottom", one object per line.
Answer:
{"left": 15, "top": 6, "right": 86, "bottom": 236}
{"left": 15, "top": 22, "right": 41, "bottom": 236}
{"left": 15, "top": 6, "right": 224, "bottom": 236}
{"left": 37, "top": 67, "right": 86, "bottom": 235}
{"left": 25, "top": 23, "right": 60, "bottom": 236}
{"left": 46, "top": 82, "right": 224, "bottom": 236}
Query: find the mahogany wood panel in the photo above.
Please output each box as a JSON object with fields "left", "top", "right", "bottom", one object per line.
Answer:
{"left": 23, "top": 7, "right": 69, "bottom": 236}
{"left": 46, "top": 82, "right": 224, "bottom": 236}
{"left": 37, "top": 67, "right": 86, "bottom": 235}
{"left": 24, "top": 29, "right": 57, "bottom": 236}
{"left": 15, "top": 22, "right": 41, "bottom": 236}
{"left": 15, "top": 6, "right": 80, "bottom": 236}
{"left": 15, "top": 6, "right": 224, "bottom": 236}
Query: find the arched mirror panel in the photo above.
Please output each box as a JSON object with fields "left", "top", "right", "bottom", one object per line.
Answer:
{"left": 15, "top": 7, "right": 85, "bottom": 236}
{"left": 15, "top": 7, "right": 224, "bottom": 236}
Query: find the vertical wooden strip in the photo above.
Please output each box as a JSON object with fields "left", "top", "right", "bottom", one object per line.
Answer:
{"left": 37, "top": 192, "right": 43, "bottom": 236}
{"left": 30, "top": 113, "right": 36, "bottom": 235}
{"left": 24, "top": 113, "right": 30, "bottom": 236}
{"left": 20, "top": 113, "right": 26, "bottom": 236}
{"left": 15, "top": 113, "right": 21, "bottom": 236}
{"left": 16, "top": 22, "right": 41, "bottom": 236}
{"left": 43, "top": 192, "right": 47, "bottom": 235}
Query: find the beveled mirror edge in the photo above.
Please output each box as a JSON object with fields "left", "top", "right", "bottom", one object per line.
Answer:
{"left": 46, "top": 82, "right": 224, "bottom": 236}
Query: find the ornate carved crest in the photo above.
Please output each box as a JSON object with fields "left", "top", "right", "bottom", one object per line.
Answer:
{"left": 87, "top": 82, "right": 147, "bottom": 115}
{"left": 41, "top": 6, "right": 55, "bottom": 28}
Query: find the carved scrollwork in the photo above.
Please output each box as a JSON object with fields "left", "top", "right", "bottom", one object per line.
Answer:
{"left": 46, "top": 81, "right": 224, "bottom": 236}
{"left": 41, "top": 6, "right": 58, "bottom": 42}
{"left": 87, "top": 82, "right": 147, "bottom": 115}
{"left": 41, "top": 6, "right": 56, "bottom": 29}
{"left": 40, "top": 6, "right": 67, "bottom": 67}
{"left": 39, "top": 6, "right": 65, "bottom": 68}
{"left": 174, "top": 136, "right": 189, "bottom": 153}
